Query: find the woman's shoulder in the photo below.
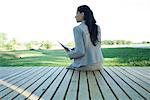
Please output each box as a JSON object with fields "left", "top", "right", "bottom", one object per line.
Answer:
{"left": 73, "top": 24, "right": 83, "bottom": 32}
{"left": 74, "top": 23, "right": 88, "bottom": 32}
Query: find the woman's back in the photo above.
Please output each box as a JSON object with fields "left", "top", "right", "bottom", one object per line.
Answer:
{"left": 67, "top": 21, "right": 103, "bottom": 69}
{"left": 66, "top": 5, "right": 104, "bottom": 71}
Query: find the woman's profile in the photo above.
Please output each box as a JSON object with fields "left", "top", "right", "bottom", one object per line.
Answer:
{"left": 66, "top": 5, "right": 104, "bottom": 71}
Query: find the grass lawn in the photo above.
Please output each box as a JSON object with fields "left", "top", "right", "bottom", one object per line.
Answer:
{"left": 0, "top": 47, "right": 150, "bottom": 67}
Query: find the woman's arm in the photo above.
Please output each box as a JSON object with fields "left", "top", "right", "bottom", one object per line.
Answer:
{"left": 67, "top": 26, "right": 85, "bottom": 59}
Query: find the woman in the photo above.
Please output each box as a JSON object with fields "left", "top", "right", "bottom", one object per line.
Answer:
{"left": 66, "top": 5, "right": 104, "bottom": 71}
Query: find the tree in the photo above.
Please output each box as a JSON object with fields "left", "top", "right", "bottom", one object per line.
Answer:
{"left": 9, "top": 38, "right": 17, "bottom": 46}
{"left": 40, "top": 40, "right": 52, "bottom": 49}
{"left": 3, "top": 39, "right": 18, "bottom": 50}
{"left": 4, "top": 43, "right": 13, "bottom": 50}
{"left": 25, "top": 41, "right": 40, "bottom": 50}
{"left": 0, "top": 33, "right": 7, "bottom": 47}
{"left": 102, "top": 40, "right": 114, "bottom": 45}
{"left": 26, "top": 42, "right": 32, "bottom": 50}
{"left": 101, "top": 40, "right": 132, "bottom": 45}
{"left": 142, "top": 41, "right": 150, "bottom": 44}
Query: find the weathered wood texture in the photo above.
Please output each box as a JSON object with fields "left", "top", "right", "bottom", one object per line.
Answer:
{"left": 0, "top": 67, "right": 149, "bottom": 100}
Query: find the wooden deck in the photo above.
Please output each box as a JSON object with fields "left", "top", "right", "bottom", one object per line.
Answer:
{"left": 0, "top": 67, "right": 150, "bottom": 100}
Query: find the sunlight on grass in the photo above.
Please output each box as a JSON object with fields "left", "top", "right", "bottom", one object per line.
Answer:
{"left": 105, "top": 58, "right": 120, "bottom": 61}
{"left": 18, "top": 53, "right": 45, "bottom": 58}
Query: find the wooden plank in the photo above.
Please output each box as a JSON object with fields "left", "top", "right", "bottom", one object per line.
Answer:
{"left": 0, "top": 68, "right": 44, "bottom": 98}
{"left": 113, "top": 67, "right": 150, "bottom": 99}
{"left": 0, "top": 66, "right": 149, "bottom": 100}
{"left": 0, "top": 67, "right": 31, "bottom": 79}
{"left": 101, "top": 68, "right": 130, "bottom": 100}
{"left": 121, "top": 67, "right": 150, "bottom": 85}
{"left": 1, "top": 67, "right": 40, "bottom": 81}
{"left": 132, "top": 67, "right": 150, "bottom": 76}
{"left": 94, "top": 70, "right": 117, "bottom": 100}
{"left": 136, "top": 67, "right": 150, "bottom": 71}
{"left": 78, "top": 71, "right": 89, "bottom": 100}
{"left": 40, "top": 68, "right": 67, "bottom": 99}
{"left": 27, "top": 67, "right": 63, "bottom": 100}
{"left": 106, "top": 67, "right": 144, "bottom": 100}
{"left": 120, "top": 67, "right": 150, "bottom": 92}
{"left": 129, "top": 68, "right": 150, "bottom": 80}
{"left": 87, "top": 71, "right": 103, "bottom": 100}
{"left": 0, "top": 67, "right": 44, "bottom": 98}
{"left": 0, "top": 67, "right": 34, "bottom": 86}
{"left": 52, "top": 70, "right": 74, "bottom": 100}
{"left": 65, "top": 71, "right": 79, "bottom": 100}
{"left": 0, "top": 67, "right": 41, "bottom": 94}
{"left": 4, "top": 68, "right": 54, "bottom": 99}
{"left": 12, "top": 67, "right": 54, "bottom": 99}
{"left": 0, "top": 68, "right": 38, "bottom": 96}
{"left": 137, "top": 67, "right": 150, "bottom": 73}
{"left": 11, "top": 67, "right": 52, "bottom": 99}
{"left": 0, "top": 67, "right": 33, "bottom": 87}
{"left": 0, "top": 67, "right": 41, "bottom": 92}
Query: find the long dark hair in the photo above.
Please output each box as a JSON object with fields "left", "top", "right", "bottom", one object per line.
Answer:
{"left": 77, "top": 5, "right": 98, "bottom": 46}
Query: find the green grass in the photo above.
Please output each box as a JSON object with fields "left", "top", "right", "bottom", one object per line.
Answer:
{"left": 102, "top": 48, "right": 150, "bottom": 66}
{"left": 0, "top": 48, "right": 150, "bottom": 67}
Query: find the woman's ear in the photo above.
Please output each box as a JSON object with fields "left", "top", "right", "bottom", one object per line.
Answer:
{"left": 81, "top": 12, "right": 84, "bottom": 16}
{"left": 81, "top": 12, "right": 84, "bottom": 19}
